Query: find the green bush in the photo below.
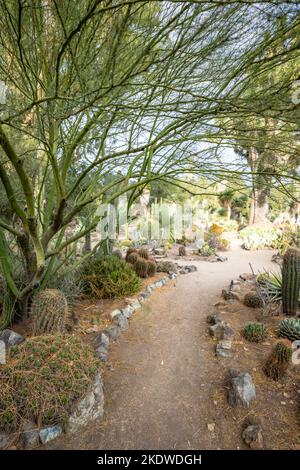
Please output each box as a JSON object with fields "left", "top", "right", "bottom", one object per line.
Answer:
{"left": 240, "top": 226, "right": 280, "bottom": 250}
{"left": 242, "top": 322, "right": 267, "bottom": 342}
{"left": 80, "top": 255, "right": 141, "bottom": 298}
{"left": 199, "top": 244, "right": 216, "bottom": 257}
{"left": 0, "top": 335, "right": 99, "bottom": 432}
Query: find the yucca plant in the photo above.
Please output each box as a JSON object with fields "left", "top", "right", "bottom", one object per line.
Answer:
{"left": 256, "top": 271, "right": 282, "bottom": 303}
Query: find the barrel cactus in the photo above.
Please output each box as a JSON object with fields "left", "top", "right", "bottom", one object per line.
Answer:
{"left": 125, "top": 247, "right": 137, "bottom": 261}
{"left": 178, "top": 246, "right": 186, "bottom": 256}
{"left": 30, "top": 289, "right": 68, "bottom": 334}
{"left": 282, "top": 248, "right": 300, "bottom": 315}
{"left": 126, "top": 252, "right": 139, "bottom": 264}
{"left": 134, "top": 257, "right": 148, "bottom": 278}
{"left": 243, "top": 292, "right": 263, "bottom": 308}
{"left": 242, "top": 322, "right": 267, "bottom": 342}
{"left": 147, "top": 258, "right": 157, "bottom": 277}
{"left": 278, "top": 317, "right": 300, "bottom": 341}
{"left": 264, "top": 341, "right": 292, "bottom": 380}
{"left": 138, "top": 248, "right": 149, "bottom": 260}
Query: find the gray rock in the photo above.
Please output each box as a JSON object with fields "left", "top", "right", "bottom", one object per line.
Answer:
{"left": 67, "top": 373, "right": 104, "bottom": 434}
{"left": 0, "top": 329, "right": 25, "bottom": 347}
{"left": 206, "top": 314, "right": 221, "bottom": 325}
{"left": 169, "top": 273, "right": 177, "bottom": 280}
{"left": 209, "top": 322, "right": 225, "bottom": 340}
{"left": 216, "top": 343, "right": 232, "bottom": 358}
{"left": 20, "top": 420, "right": 39, "bottom": 449}
{"left": 217, "top": 255, "right": 228, "bottom": 262}
{"left": 183, "top": 265, "right": 197, "bottom": 272}
{"left": 130, "top": 301, "right": 141, "bottom": 311}
{"left": 242, "top": 425, "right": 264, "bottom": 449}
{"left": 122, "top": 305, "right": 134, "bottom": 318}
{"left": 106, "top": 324, "right": 121, "bottom": 341}
{"left": 228, "top": 372, "right": 256, "bottom": 408}
{"left": 223, "top": 324, "right": 235, "bottom": 341}
{"left": 154, "top": 248, "right": 166, "bottom": 256}
{"left": 113, "top": 313, "right": 128, "bottom": 331}
{"left": 0, "top": 432, "right": 10, "bottom": 450}
{"left": 109, "top": 309, "right": 122, "bottom": 320}
{"left": 138, "top": 291, "right": 150, "bottom": 302}
{"left": 95, "top": 346, "right": 109, "bottom": 362}
{"left": 179, "top": 268, "right": 188, "bottom": 274}
{"left": 157, "top": 260, "right": 178, "bottom": 273}
{"left": 95, "top": 332, "right": 109, "bottom": 350}
{"left": 155, "top": 280, "right": 163, "bottom": 288}
{"left": 39, "top": 425, "right": 63, "bottom": 445}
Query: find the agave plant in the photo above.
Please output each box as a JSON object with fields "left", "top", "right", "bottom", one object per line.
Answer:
{"left": 256, "top": 270, "right": 283, "bottom": 303}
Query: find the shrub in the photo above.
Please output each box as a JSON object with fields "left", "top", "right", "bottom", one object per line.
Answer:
{"left": 264, "top": 341, "right": 292, "bottom": 380}
{"left": 243, "top": 292, "right": 264, "bottom": 308}
{"left": 209, "top": 223, "right": 224, "bottom": 235}
{"left": 0, "top": 335, "right": 100, "bottom": 432}
{"left": 242, "top": 322, "right": 267, "bottom": 342}
{"left": 199, "top": 244, "right": 216, "bottom": 257}
{"left": 240, "top": 226, "right": 280, "bottom": 250}
{"left": 80, "top": 255, "right": 141, "bottom": 298}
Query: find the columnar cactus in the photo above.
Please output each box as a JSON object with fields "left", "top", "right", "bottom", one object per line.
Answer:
{"left": 282, "top": 248, "right": 300, "bottom": 315}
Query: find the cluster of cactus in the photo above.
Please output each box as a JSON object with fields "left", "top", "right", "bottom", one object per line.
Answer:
{"left": 243, "top": 292, "right": 264, "bottom": 309}
{"left": 242, "top": 322, "right": 267, "bottom": 343}
{"left": 282, "top": 248, "right": 300, "bottom": 315}
{"left": 125, "top": 247, "right": 156, "bottom": 278}
{"left": 178, "top": 246, "right": 186, "bottom": 256}
{"left": 30, "top": 289, "right": 68, "bottom": 334}
{"left": 264, "top": 341, "right": 292, "bottom": 380}
{"left": 278, "top": 317, "right": 300, "bottom": 341}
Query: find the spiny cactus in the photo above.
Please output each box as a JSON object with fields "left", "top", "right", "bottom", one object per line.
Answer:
{"left": 138, "top": 248, "right": 149, "bottom": 260}
{"left": 282, "top": 248, "right": 300, "bottom": 315}
{"left": 147, "top": 259, "right": 157, "bottom": 277}
{"left": 264, "top": 341, "right": 292, "bottom": 380}
{"left": 178, "top": 246, "right": 186, "bottom": 256}
{"left": 278, "top": 317, "right": 300, "bottom": 341}
{"left": 126, "top": 252, "right": 139, "bottom": 264}
{"left": 243, "top": 292, "right": 263, "bottom": 308}
{"left": 242, "top": 322, "right": 267, "bottom": 343}
{"left": 30, "top": 289, "right": 68, "bottom": 334}
{"left": 134, "top": 257, "right": 148, "bottom": 278}
{"left": 125, "top": 247, "right": 137, "bottom": 261}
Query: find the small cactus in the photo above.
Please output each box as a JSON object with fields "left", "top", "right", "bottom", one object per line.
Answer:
{"left": 147, "top": 259, "right": 157, "bottom": 277}
{"left": 138, "top": 248, "right": 149, "bottom": 260}
{"left": 278, "top": 317, "right": 300, "bottom": 341}
{"left": 30, "top": 289, "right": 68, "bottom": 334}
{"left": 264, "top": 341, "right": 292, "bottom": 380}
{"left": 178, "top": 246, "right": 186, "bottom": 256}
{"left": 126, "top": 252, "right": 139, "bottom": 264}
{"left": 242, "top": 322, "right": 267, "bottom": 342}
{"left": 282, "top": 248, "right": 300, "bottom": 315}
{"left": 125, "top": 247, "right": 137, "bottom": 261}
{"left": 243, "top": 292, "right": 263, "bottom": 308}
{"left": 134, "top": 257, "right": 148, "bottom": 278}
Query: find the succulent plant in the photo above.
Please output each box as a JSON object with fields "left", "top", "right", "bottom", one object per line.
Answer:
{"left": 134, "top": 257, "right": 148, "bottom": 278}
{"left": 125, "top": 247, "right": 138, "bottom": 261}
{"left": 178, "top": 246, "right": 186, "bottom": 256}
{"left": 147, "top": 258, "right": 157, "bottom": 277}
{"left": 282, "top": 248, "right": 300, "bottom": 315}
{"left": 242, "top": 322, "right": 267, "bottom": 342}
{"left": 30, "top": 289, "right": 68, "bottom": 334}
{"left": 243, "top": 292, "right": 263, "bottom": 309}
{"left": 264, "top": 341, "right": 292, "bottom": 380}
{"left": 278, "top": 317, "right": 300, "bottom": 341}
{"left": 138, "top": 248, "right": 149, "bottom": 260}
{"left": 126, "top": 252, "right": 139, "bottom": 264}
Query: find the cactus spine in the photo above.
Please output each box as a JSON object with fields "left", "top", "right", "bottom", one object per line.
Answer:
{"left": 134, "top": 257, "right": 148, "bottom": 278}
{"left": 282, "top": 248, "right": 300, "bottom": 315}
{"left": 30, "top": 289, "right": 68, "bottom": 334}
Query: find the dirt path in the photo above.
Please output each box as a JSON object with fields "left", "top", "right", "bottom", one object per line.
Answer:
{"left": 50, "top": 245, "right": 276, "bottom": 450}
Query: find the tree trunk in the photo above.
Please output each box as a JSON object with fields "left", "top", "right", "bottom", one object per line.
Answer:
{"left": 248, "top": 147, "right": 270, "bottom": 226}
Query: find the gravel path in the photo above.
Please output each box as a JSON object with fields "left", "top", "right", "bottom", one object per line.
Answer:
{"left": 50, "top": 245, "right": 276, "bottom": 450}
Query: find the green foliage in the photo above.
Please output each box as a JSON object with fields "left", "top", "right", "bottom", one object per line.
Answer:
{"left": 240, "top": 226, "right": 280, "bottom": 250}
{"left": 282, "top": 248, "right": 300, "bottom": 315}
{"left": 0, "top": 335, "right": 100, "bottom": 432}
{"left": 30, "top": 289, "right": 68, "bottom": 335}
{"left": 80, "top": 255, "right": 141, "bottom": 299}
{"left": 243, "top": 292, "right": 263, "bottom": 308}
{"left": 198, "top": 244, "right": 216, "bottom": 257}
{"left": 274, "top": 224, "right": 300, "bottom": 255}
{"left": 279, "top": 318, "right": 300, "bottom": 341}
{"left": 264, "top": 341, "right": 292, "bottom": 381}
{"left": 256, "top": 270, "right": 282, "bottom": 303}
{"left": 242, "top": 322, "right": 267, "bottom": 342}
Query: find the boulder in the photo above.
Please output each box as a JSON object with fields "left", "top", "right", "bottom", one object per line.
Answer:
{"left": 0, "top": 329, "right": 25, "bottom": 347}
{"left": 157, "top": 260, "right": 178, "bottom": 273}
{"left": 106, "top": 324, "right": 121, "bottom": 341}
{"left": 0, "top": 432, "right": 10, "bottom": 450}
{"left": 209, "top": 323, "right": 225, "bottom": 340}
{"left": 206, "top": 313, "right": 221, "bottom": 325}
{"left": 95, "top": 346, "right": 108, "bottom": 362}
{"left": 228, "top": 370, "right": 256, "bottom": 408}
{"left": 94, "top": 332, "right": 109, "bottom": 350}
{"left": 109, "top": 309, "right": 122, "bottom": 320}
{"left": 215, "top": 340, "right": 232, "bottom": 358}
{"left": 122, "top": 305, "right": 135, "bottom": 318}
{"left": 39, "top": 425, "right": 63, "bottom": 445}
{"left": 242, "top": 425, "right": 264, "bottom": 449}
{"left": 20, "top": 420, "right": 39, "bottom": 449}
{"left": 112, "top": 313, "right": 128, "bottom": 331}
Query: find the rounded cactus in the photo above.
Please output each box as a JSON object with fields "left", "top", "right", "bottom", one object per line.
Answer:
{"left": 125, "top": 247, "right": 137, "bottom": 261}
{"left": 138, "top": 248, "right": 149, "bottom": 260}
{"left": 242, "top": 322, "right": 267, "bottom": 342}
{"left": 134, "top": 257, "right": 148, "bottom": 278}
{"left": 282, "top": 248, "right": 300, "bottom": 315}
{"left": 264, "top": 341, "right": 292, "bottom": 380}
{"left": 243, "top": 292, "right": 263, "bottom": 309}
{"left": 278, "top": 317, "right": 300, "bottom": 341}
{"left": 126, "top": 252, "right": 139, "bottom": 264}
{"left": 178, "top": 246, "right": 186, "bottom": 256}
{"left": 147, "top": 259, "right": 157, "bottom": 277}
{"left": 30, "top": 289, "right": 68, "bottom": 335}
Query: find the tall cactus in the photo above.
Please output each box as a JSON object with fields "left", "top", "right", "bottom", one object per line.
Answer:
{"left": 282, "top": 248, "right": 300, "bottom": 315}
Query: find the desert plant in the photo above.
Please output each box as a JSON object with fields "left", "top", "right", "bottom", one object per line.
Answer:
{"left": 138, "top": 248, "right": 149, "bottom": 260}
{"left": 147, "top": 259, "right": 157, "bottom": 277}
{"left": 282, "top": 248, "right": 300, "bottom": 315}
{"left": 126, "top": 252, "right": 139, "bottom": 264}
{"left": 264, "top": 341, "right": 292, "bottom": 380}
{"left": 256, "top": 270, "right": 282, "bottom": 303}
{"left": 278, "top": 318, "right": 300, "bottom": 341}
{"left": 243, "top": 292, "right": 264, "bottom": 308}
{"left": 178, "top": 246, "right": 186, "bottom": 256}
{"left": 199, "top": 244, "right": 216, "bottom": 257}
{"left": 80, "top": 255, "right": 141, "bottom": 299}
{"left": 125, "top": 247, "right": 138, "bottom": 261}
{"left": 0, "top": 335, "right": 99, "bottom": 432}
{"left": 134, "top": 257, "right": 148, "bottom": 278}
{"left": 30, "top": 289, "right": 68, "bottom": 335}
{"left": 209, "top": 223, "right": 224, "bottom": 235}
{"left": 112, "top": 249, "right": 123, "bottom": 260}
{"left": 242, "top": 322, "right": 267, "bottom": 342}
{"left": 240, "top": 227, "right": 280, "bottom": 250}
